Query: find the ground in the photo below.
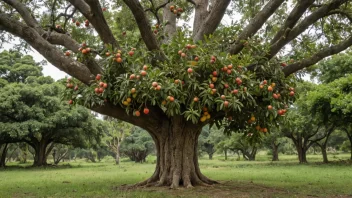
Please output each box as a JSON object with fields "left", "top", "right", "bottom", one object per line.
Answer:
{"left": 0, "top": 153, "right": 351, "bottom": 198}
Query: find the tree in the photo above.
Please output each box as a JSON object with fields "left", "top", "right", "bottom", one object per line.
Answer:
{"left": 0, "top": 79, "right": 102, "bottom": 166}
{"left": 1, "top": 0, "right": 352, "bottom": 187}
{"left": 198, "top": 125, "right": 224, "bottom": 159}
{"left": 120, "top": 127, "right": 154, "bottom": 163}
{"left": 103, "top": 118, "right": 132, "bottom": 165}
{"left": 262, "top": 128, "right": 286, "bottom": 161}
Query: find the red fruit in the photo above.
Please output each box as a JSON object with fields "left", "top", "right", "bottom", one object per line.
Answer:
{"left": 116, "top": 57, "right": 122, "bottom": 63}
{"left": 82, "top": 43, "right": 87, "bottom": 47}
{"left": 102, "top": 7, "right": 107, "bottom": 11}
{"left": 212, "top": 71, "right": 218, "bottom": 77}
{"left": 143, "top": 108, "right": 149, "bottom": 114}
{"left": 212, "top": 89, "right": 217, "bottom": 94}
{"left": 82, "top": 49, "right": 88, "bottom": 54}
{"left": 65, "top": 51, "right": 71, "bottom": 56}
{"left": 278, "top": 110, "right": 283, "bottom": 115}
{"left": 273, "top": 93, "right": 279, "bottom": 99}
{"left": 268, "top": 105, "right": 273, "bottom": 110}
{"left": 116, "top": 53, "right": 121, "bottom": 58}
{"left": 228, "top": 65, "right": 233, "bottom": 69}
{"left": 178, "top": 50, "right": 183, "bottom": 55}
{"left": 237, "top": 80, "right": 242, "bottom": 85}
{"left": 169, "top": 96, "right": 175, "bottom": 102}
{"left": 156, "top": 85, "right": 161, "bottom": 90}
{"left": 209, "top": 84, "right": 215, "bottom": 89}
{"left": 227, "top": 70, "right": 232, "bottom": 74}
{"left": 174, "top": 79, "right": 180, "bottom": 84}
{"left": 181, "top": 53, "right": 186, "bottom": 58}
{"left": 177, "top": 8, "right": 183, "bottom": 13}
{"left": 210, "top": 59, "right": 215, "bottom": 64}
{"left": 85, "top": 23, "right": 89, "bottom": 27}
{"left": 193, "top": 97, "right": 199, "bottom": 102}
{"left": 194, "top": 56, "right": 199, "bottom": 61}
{"left": 224, "top": 84, "right": 229, "bottom": 88}
{"left": 74, "top": 85, "right": 78, "bottom": 91}
{"left": 143, "top": 65, "right": 148, "bottom": 70}
{"left": 186, "top": 44, "right": 191, "bottom": 49}
{"left": 94, "top": 88, "right": 99, "bottom": 94}
{"left": 224, "top": 101, "right": 229, "bottom": 107}
{"left": 233, "top": 89, "right": 239, "bottom": 94}
{"left": 103, "top": 83, "right": 108, "bottom": 88}
{"left": 263, "top": 128, "right": 268, "bottom": 133}
{"left": 187, "top": 68, "right": 193, "bottom": 73}
{"left": 98, "top": 88, "right": 104, "bottom": 93}
{"left": 66, "top": 83, "right": 71, "bottom": 88}
{"left": 152, "top": 82, "right": 158, "bottom": 87}
{"left": 140, "top": 70, "right": 147, "bottom": 76}
{"left": 281, "top": 62, "right": 287, "bottom": 67}
{"left": 86, "top": 48, "right": 91, "bottom": 53}
{"left": 130, "top": 74, "right": 136, "bottom": 80}
{"left": 236, "top": 77, "right": 241, "bottom": 82}
{"left": 135, "top": 111, "right": 141, "bottom": 117}
{"left": 128, "top": 51, "right": 134, "bottom": 56}
{"left": 263, "top": 80, "right": 267, "bottom": 85}
{"left": 154, "top": 30, "right": 158, "bottom": 34}
{"left": 96, "top": 74, "right": 102, "bottom": 81}
{"left": 289, "top": 91, "right": 295, "bottom": 96}
{"left": 223, "top": 66, "right": 228, "bottom": 71}
{"left": 99, "top": 82, "right": 104, "bottom": 87}
{"left": 211, "top": 56, "right": 216, "bottom": 61}
{"left": 76, "top": 21, "right": 81, "bottom": 26}
{"left": 289, "top": 87, "right": 294, "bottom": 91}
{"left": 68, "top": 100, "right": 73, "bottom": 105}
{"left": 221, "top": 95, "right": 226, "bottom": 100}
{"left": 170, "top": 5, "right": 175, "bottom": 11}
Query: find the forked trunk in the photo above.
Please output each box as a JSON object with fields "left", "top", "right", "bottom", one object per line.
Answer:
{"left": 33, "top": 141, "right": 49, "bottom": 166}
{"left": 136, "top": 117, "right": 217, "bottom": 188}
{"left": 296, "top": 146, "right": 307, "bottom": 163}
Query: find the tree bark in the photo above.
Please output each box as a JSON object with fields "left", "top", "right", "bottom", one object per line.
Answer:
{"left": 296, "top": 144, "right": 308, "bottom": 163}
{"left": 32, "top": 140, "right": 49, "bottom": 166}
{"left": 136, "top": 117, "right": 217, "bottom": 188}
{"left": 224, "top": 149, "right": 227, "bottom": 160}
{"left": 208, "top": 153, "right": 213, "bottom": 160}
{"left": 321, "top": 145, "right": 328, "bottom": 163}
{"left": 272, "top": 143, "right": 279, "bottom": 161}
{"left": 0, "top": 143, "right": 9, "bottom": 168}
{"left": 115, "top": 142, "right": 121, "bottom": 165}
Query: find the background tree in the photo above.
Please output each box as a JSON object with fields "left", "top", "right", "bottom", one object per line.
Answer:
{"left": 1, "top": 0, "right": 352, "bottom": 187}
{"left": 262, "top": 128, "right": 286, "bottom": 161}
{"left": 198, "top": 125, "right": 224, "bottom": 160}
{"left": 120, "top": 127, "right": 154, "bottom": 163}
{"left": 103, "top": 118, "right": 132, "bottom": 165}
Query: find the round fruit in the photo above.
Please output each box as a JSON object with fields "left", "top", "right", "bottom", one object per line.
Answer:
{"left": 193, "top": 97, "right": 199, "bottom": 102}
{"left": 281, "top": 62, "right": 287, "bottom": 67}
{"left": 116, "top": 57, "right": 122, "bottom": 63}
{"left": 228, "top": 65, "right": 233, "bottom": 69}
{"left": 162, "top": 100, "right": 167, "bottom": 105}
{"left": 202, "top": 107, "right": 208, "bottom": 112}
{"left": 256, "top": 126, "right": 261, "bottom": 131}
{"left": 75, "top": 21, "right": 80, "bottom": 26}
{"left": 289, "top": 91, "right": 295, "bottom": 96}
{"left": 170, "top": 5, "right": 175, "bottom": 11}
{"left": 289, "top": 87, "right": 294, "bottom": 91}
{"left": 194, "top": 56, "right": 199, "bottom": 61}
{"left": 67, "top": 77, "right": 71, "bottom": 82}
{"left": 187, "top": 68, "right": 193, "bottom": 73}
{"left": 98, "top": 88, "right": 104, "bottom": 93}
{"left": 136, "top": 75, "right": 140, "bottom": 80}
{"left": 106, "top": 52, "right": 111, "bottom": 56}
{"left": 102, "top": 7, "right": 107, "bottom": 11}
{"left": 210, "top": 59, "right": 215, "bottom": 64}
{"left": 271, "top": 83, "right": 276, "bottom": 87}
{"left": 209, "top": 84, "right": 215, "bottom": 89}
{"left": 243, "top": 87, "right": 247, "bottom": 92}
{"left": 236, "top": 77, "right": 241, "bottom": 82}
{"left": 143, "top": 65, "right": 148, "bottom": 70}
{"left": 233, "top": 89, "right": 239, "bottom": 94}
{"left": 212, "top": 77, "right": 217, "bottom": 82}
{"left": 82, "top": 49, "right": 88, "bottom": 54}
{"left": 250, "top": 116, "right": 255, "bottom": 121}
{"left": 268, "top": 86, "right": 273, "bottom": 92}
{"left": 263, "top": 128, "right": 268, "bottom": 133}
{"left": 259, "top": 85, "right": 264, "bottom": 89}
{"left": 126, "top": 98, "right": 132, "bottom": 103}
{"left": 131, "top": 88, "right": 136, "bottom": 94}
{"left": 178, "top": 50, "right": 182, "bottom": 55}
{"left": 96, "top": 74, "right": 102, "bottom": 81}
{"left": 212, "top": 89, "right": 217, "bottom": 94}
{"left": 152, "top": 82, "right": 158, "bottom": 87}
{"left": 103, "top": 83, "right": 108, "bottom": 88}
{"left": 65, "top": 51, "right": 71, "bottom": 56}
{"left": 224, "top": 101, "right": 229, "bottom": 107}
{"left": 68, "top": 100, "right": 73, "bottom": 105}
{"left": 156, "top": 85, "right": 161, "bottom": 90}
{"left": 224, "top": 84, "right": 229, "bottom": 88}
{"left": 191, "top": 45, "right": 196, "bottom": 49}
{"left": 268, "top": 105, "right": 273, "bottom": 110}
{"left": 74, "top": 85, "right": 78, "bottom": 91}
{"left": 130, "top": 74, "right": 136, "bottom": 80}
{"left": 181, "top": 53, "right": 186, "bottom": 57}
{"left": 128, "top": 51, "right": 134, "bottom": 56}
{"left": 135, "top": 111, "right": 141, "bottom": 117}
{"left": 143, "top": 108, "right": 149, "bottom": 114}
{"left": 263, "top": 80, "right": 267, "bottom": 85}
{"left": 212, "top": 71, "right": 218, "bottom": 77}
{"left": 169, "top": 96, "right": 175, "bottom": 102}
{"left": 227, "top": 70, "right": 232, "bottom": 74}
{"left": 123, "top": 101, "right": 129, "bottom": 106}
{"left": 186, "top": 44, "right": 191, "bottom": 49}
{"left": 94, "top": 88, "right": 99, "bottom": 94}
{"left": 221, "top": 95, "right": 226, "bottom": 100}
{"left": 273, "top": 93, "right": 278, "bottom": 99}
{"left": 154, "top": 30, "right": 158, "bottom": 34}
{"left": 99, "top": 82, "right": 104, "bottom": 87}
{"left": 116, "top": 53, "right": 121, "bottom": 58}
{"left": 200, "top": 116, "right": 207, "bottom": 122}
{"left": 140, "top": 70, "right": 147, "bottom": 76}
{"left": 211, "top": 56, "right": 216, "bottom": 60}
{"left": 174, "top": 79, "right": 179, "bottom": 84}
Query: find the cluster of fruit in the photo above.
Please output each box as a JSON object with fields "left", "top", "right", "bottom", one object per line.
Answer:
{"left": 93, "top": 74, "right": 108, "bottom": 94}
{"left": 66, "top": 77, "right": 79, "bottom": 104}
{"left": 169, "top": 5, "right": 183, "bottom": 16}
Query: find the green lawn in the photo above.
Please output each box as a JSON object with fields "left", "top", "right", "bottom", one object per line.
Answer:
{"left": 0, "top": 153, "right": 351, "bottom": 198}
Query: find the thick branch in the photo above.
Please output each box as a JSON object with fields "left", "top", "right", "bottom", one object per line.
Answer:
{"left": 193, "top": 0, "right": 209, "bottom": 38}
{"left": 268, "top": 0, "right": 348, "bottom": 59}
{"left": 68, "top": 0, "right": 118, "bottom": 48}
{"left": 122, "top": 0, "right": 160, "bottom": 51}
{"left": 229, "top": 0, "right": 285, "bottom": 55}
{"left": 162, "top": 1, "right": 177, "bottom": 42}
{"left": 2, "top": 0, "right": 39, "bottom": 28}
{"left": 270, "top": 0, "right": 316, "bottom": 46}
{"left": 0, "top": 14, "right": 93, "bottom": 84}
{"left": 328, "top": 9, "right": 352, "bottom": 23}
{"left": 193, "top": 0, "right": 231, "bottom": 42}
{"left": 283, "top": 35, "right": 352, "bottom": 76}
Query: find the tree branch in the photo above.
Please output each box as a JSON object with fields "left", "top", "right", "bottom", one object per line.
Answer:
{"left": 328, "top": 9, "right": 352, "bottom": 23}
{"left": 0, "top": 13, "right": 94, "bottom": 84}
{"left": 186, "top": 0, "right": 196, "bottom": 6}
{"left": 68, "top": 0, "right": 119, "bottom": 48}
{"left": 162, "top": 1, "right": 177, "bottom": 42}
{"left": 267, "top": 0, "right": 348, "bottom": 59}
{"left": 269, "top": 0, "right": 316, "bottom": 47}
{"left": 122, "top": 0, "right": 160, "bottom": 51}
{"left": 193, "top": 0, "right": 231, "bottom": 42}
{"left": 2, "top": 0, "right": 39, "bottom": 28}
{"left": 192, "top": 0, "right": 209, "bottom": 38}
{"left": 283, "top": 34, "right": 352, "bottom": 76}
{"left": 229, "top": 0, "right": 285, "bottom": 55}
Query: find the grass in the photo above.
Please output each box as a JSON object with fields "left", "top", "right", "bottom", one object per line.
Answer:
{"left": 0, "top": 153, "right": 351, "bottom": 198}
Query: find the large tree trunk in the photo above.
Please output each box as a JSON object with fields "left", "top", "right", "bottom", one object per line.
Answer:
{"left": 137, "top": 117, "right": 217, "bottom": 188}
{"left": 296, "top": 145, "right": 308, "bottom": 163}
{"left": 272, "top": 143, "right": 279, "bottom": 161}
{"left": 321, "top": 146, "right": 328, "bottom": 163}
{"left": 32, "top": 140, "right": 49, "bottom": 166}
{"left": 0, "top": 143, "right": 9, "bottom": 168}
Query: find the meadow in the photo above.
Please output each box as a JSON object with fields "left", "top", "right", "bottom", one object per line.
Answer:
{"left": 0, "top": 153, "right": 351, "bottom": 198}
